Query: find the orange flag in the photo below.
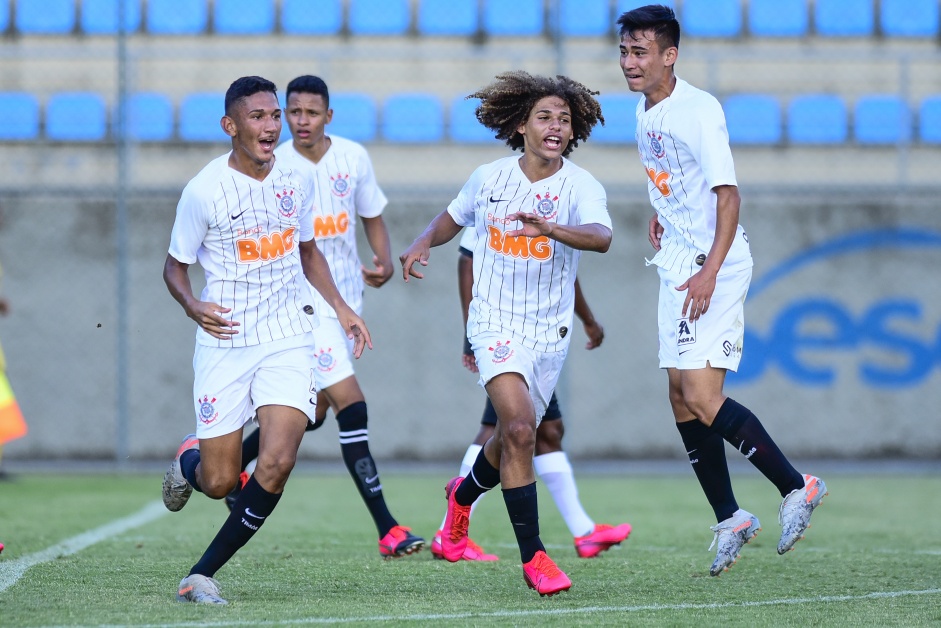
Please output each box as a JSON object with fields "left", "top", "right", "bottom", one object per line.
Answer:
{"left": 0, "top": 371, "right": 27, "bottom": 444}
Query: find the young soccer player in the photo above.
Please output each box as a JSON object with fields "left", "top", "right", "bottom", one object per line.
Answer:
{"left": 617, "top": 5, "right": 827, "bottom": 576}
{"left": 161, "top": 76, "right": 371, "bottom": 604}
{"left": 400, "top": 71, "right": 611, "bottom": 596}
{"left": 227, "top": 75, "right": 424, "bottom": 559}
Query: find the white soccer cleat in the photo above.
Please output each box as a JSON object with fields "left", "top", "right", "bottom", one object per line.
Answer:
{"left": 177, "top": 574, "right": 227, "bottom": 605}
{"left": 162, "top": 434, "right": 198, "bottom": 512}
{"left": 778, "top": 474, "right": 828, "bottom": 554}
{"left": 709, "top": 509, "right": 761, "bottom": 576}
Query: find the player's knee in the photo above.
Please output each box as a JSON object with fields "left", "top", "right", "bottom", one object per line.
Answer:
{"left": 256, "top": 450, "right": 298, "bottom": 484}
{"left": 201, "top": 473, "right": 239, "bottom": 499}
{"left": 336, "top": 401, "right": 368, "bottom": 432}
{"left": 499, "top": 418, "right": 536, "bottom": 451}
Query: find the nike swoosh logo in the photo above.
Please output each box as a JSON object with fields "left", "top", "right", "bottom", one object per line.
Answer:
{"left": 244, "top": 508, "right": 266, "bottom": 520}
{"left": 679, "top": 350, "right": 691, "bottom": 355}
{"left": 489, "top": 196, "right": 510, "bottom": 203}
{"left": 230, "top": 209, "right": 247, "bottom": 220}
{"left": 364, "top": 474, "right": 379, "bottom": 484}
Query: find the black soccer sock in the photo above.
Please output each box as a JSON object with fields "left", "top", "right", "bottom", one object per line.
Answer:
{"left": 454, "top": 448, "right": 501, "bottom": 506}
{"left": 240, "top": 426, "right": 260, "bottom": 472}
{"left": 677, "top": 419, "right": 738, "bottom": 522}
{"left": 180, "top": 449, "right": 203, "bottom": 493}
{"left": 337, "top": 402, "right": 397, "bottom": 537}
{"left": 189, "top": 475, "right": 281, "bottom": 578}
{"left": 710, "top": 398, "right": 805, "bottom": 497}
{"left": 503, "top": 483, "right": 544, "bottom": 564}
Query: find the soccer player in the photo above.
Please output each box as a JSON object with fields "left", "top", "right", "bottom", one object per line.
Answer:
{"left": 228, "top": 75, "right": 424, "bottom": 559}
{"left": 617, "top": 5, "right": 827, "bottom": 577}
{"left": 161, "top": 76, "right": 371, "bottom": 604}
{"left": 400, "top": 71, "right": 611, "bottom": 596}
{"left": 429, "top": 228, "right": 630, "bottom": 561}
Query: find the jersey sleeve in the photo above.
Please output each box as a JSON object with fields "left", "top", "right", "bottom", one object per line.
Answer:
{"left": 167, "top": 183, "right": 210, "bottom": 264}
{"left": 458, "top": 226, "right": 478, "bottom": 253}
{"left": 572, "top": 174, "right": 612, "bottom": 230}
{"left": 685, "top": 97, "right": 738, "bottom": 190}
{"left": 296, "top": 169, "right": 315, "bottom": 243}
{"left": 446, "top": 165, "right": 486, "bottom": 227}
{"left": 353, "top": 146, "right": 388, "bottom": 219}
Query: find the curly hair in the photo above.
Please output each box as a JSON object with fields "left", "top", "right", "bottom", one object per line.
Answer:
{"left": 469, "top": 71, "right": 604, "bottom": 157}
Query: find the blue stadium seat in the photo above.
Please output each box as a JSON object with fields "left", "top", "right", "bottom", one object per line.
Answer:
{"left": 214, "top": 0, "right": 274, "bottom": 35}
{"left": 723, "top": 94, "right": 781, "bottom": 144}
{"left": 382, "top": 94, "right": 444, "bottom": 143}
{"left": 147, "top": 0, "right": 207, "bottom": 34}
{"left": 0, "top": 93, "right": 39, "bottom": 140}
{"left": 327, "top": 94, "right": 377, "bottom": 142}
{"left": 556, "top": 0, "right": 611, "bottom": 37}
{"left": 682, "top": 0, "right": 741, "bottom": 37}
{"left": 179, "top": 93, "right": 227, "bottom": 142}
{"left": 0, "top": 0, "right": 8, "bottom": 32}
{"left": 484, "top": 0, "right": 543, "bottom": 36}
{"left": 121, "top": 93, "right": 174, "bottom": 141}
{"left": 749, "top": 0, "right": 808, "bottom": 37}
{"left": 787, "top": 95, "right": 848, "bottom": 144}
{"left": 450, "top": 97, "right": 497, "bottom": 144}
{"left": 81, "top": 0, "right": 142, "bottom": 34}
{"left": 281, "top": 0, "right": 342, "bottom": 35}
{"left": 46, "top": 93, "right": 108, "bottom": 141}
{"left": 815, "top": 0, "right": 874, "bottom": 37}
{"left": 919, "top": 96, "right": 941, "bottom": 143}
{"left": 418, "top": 0, "right": 477, "bottom": 36}
{"left": 15, "top": 0, "right": 75, "bottom": 34}
{"left": 854, "top": 95, "right": 911, "bottom": 144}
{"left": 881, "top": 0, "right": 939, "bottom": 37}
{"left": 349, "top": 0, "right": 410, "bottom": 35}
{"left": 592, "top": 94, "right": 640, "bottom": 144}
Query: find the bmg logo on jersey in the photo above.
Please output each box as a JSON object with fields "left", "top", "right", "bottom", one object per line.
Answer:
{"left": 314, "top": 211, "right": 350, "bottom": 239}
{"left": 489, "top": 340, "right": 514, "bottom": 363}
{"left": 487, "top": 225, "right": 551, "bottom": 261}
{"left": 676, "top": 318, "right": 696, "bottom": 347}
{"left": 646, "top": 167, "right": 672, "bottom": 197}
{"left": 197, "top": 395, "right": 218, "bottom": 425}
{"left": 330, "top": 173, "right": 351, "bottom": 197}
{"left": 315, "top": 348, "right": 336, "bottom": 372}
{"left": 236, "top": 227, "right": 296, "bottom": 263}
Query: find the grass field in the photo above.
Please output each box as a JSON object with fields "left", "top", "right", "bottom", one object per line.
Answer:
{"left": 1, "top": 468, "right": 939, "bottom": 627}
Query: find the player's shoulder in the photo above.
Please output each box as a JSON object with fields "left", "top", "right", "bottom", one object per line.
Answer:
{"left": 326, "top": 134, "right": 370, "bottom": 158}
{"left": 181, "top": 153, "right": 230, "bottom": 201}
{"left": 560, "top": 158, "right": 605, "bottom": 189}
{"left": 672, "top": 78, "right": 723, "bottom": 113}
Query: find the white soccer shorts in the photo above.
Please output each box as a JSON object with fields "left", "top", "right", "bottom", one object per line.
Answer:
{"left": 310, "top": 316, "right": 357, "bottom": 390}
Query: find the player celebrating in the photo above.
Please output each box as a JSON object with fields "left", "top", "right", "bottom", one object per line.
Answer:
{"left": 429, "top": 228, "right": 630, "bottom": 561}
{"left": 161, "top": 76, "right": 371, "bottom": 604}
{"left": 229, "top": 75, "right": 424, "bottom": 559}
{"left": 617, "top": 5, "right": 827, "bottom": 576}
{"left": 400, "top": 71, "right": 611, "bottom": 596}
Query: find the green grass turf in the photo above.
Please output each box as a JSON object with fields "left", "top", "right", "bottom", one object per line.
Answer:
{"left": 1, "top": 471, "right": 940, "bottom": 627}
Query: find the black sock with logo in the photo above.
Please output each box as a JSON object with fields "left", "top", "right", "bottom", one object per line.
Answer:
{"left": 337, "top": 402, "right": 397, "bottom": 537}
{"left": 677, "top": 419, "right": 738, "bottom": 522}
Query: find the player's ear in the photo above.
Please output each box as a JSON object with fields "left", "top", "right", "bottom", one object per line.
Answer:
{"left": 664, "top": 46, "right": 678, "bottom": 68}
{"left": 221, "top": 115, "right": 237, "bottom": 138}
{"left": 326, "top": 108, "right": 334, "bottom": 125}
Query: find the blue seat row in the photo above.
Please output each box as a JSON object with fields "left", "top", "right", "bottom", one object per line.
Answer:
{"left": 1, "top": 0, "right": 939, "bottom": 37}
{"left": 2, "top": 91, "right": 941, "bottom": 145}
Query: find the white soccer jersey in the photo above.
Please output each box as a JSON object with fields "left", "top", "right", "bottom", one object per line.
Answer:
{"left": 168, "top": 152, "right": 318, "bottom": 348}
{"left": 275, "top": 135, "right": 388, "bottom": 317}
{"left": 635, "top": 78, "right": 752, "bottom": 277}
{"left": 447, "top": 155, "right": 611, "bottom": 353}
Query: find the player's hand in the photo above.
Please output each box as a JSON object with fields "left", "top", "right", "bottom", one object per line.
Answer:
{"left": 337, "top": 307, "right": 373, "bottom": 358}
{"left": 582, "top": 318, "right": 605, "bottom": 350}
{"left": 677, "top": 270, "right": 717, "bottom": 322}
{"left": 505, "top": 211, "right": 554, "bottom": 238}
{"left": 362, "top": 255, "right": 393, "bottom": 288}
{"left": 648, "top": 214, "right": 663, "bottom": 251}
{"left": 187, "top": 301, "right": 240, "bottom": 340}
{"left": 399, "top": 241, "right": 431, "bottom": 282}
{"left": 462, "top": 337, "right": 478, "bottom": 373}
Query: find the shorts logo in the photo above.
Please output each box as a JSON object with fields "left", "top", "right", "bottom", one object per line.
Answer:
{"left": 677, "top": 318, "right": 697, "bottom": 347}
{"left": 489, "top": 340, "right": 514, "bottom": 363}
{"left": 275, "top": 188, "right": 296, "bottom": 217}
{"left": 534, "top": 192, "right": 559, "bottom": 220}
{"left": 198, "top": 395, "right": 219, "bottom": 425}
{"left": 648, "top": 131, "right": 666, "bottom": 158}
{"left": 330, "top": 173, "right": 351, "bottom": 197}
{"left": 315, "top": 348, "right": 336, "bottom": 372}
{"left": 722, "top": 339, "right": 742, "bottom": 358}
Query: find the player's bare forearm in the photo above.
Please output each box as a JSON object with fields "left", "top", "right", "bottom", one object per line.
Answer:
{"left": 506, "top": 213, "right": 611, "bottom": 253}
{"left": 701, "top": 185, "right": 740, "bottom": 276}
{"left": 299, "top": 239, "right": 347, "bottom": 313}
{"left": 457, "top": 254, "right": 473, "bottom": 328}
{"left": 573, "top": 277, "right": 605, "bottom": 349}
{"left": 399, "top": 210, "right": 462, "bottom": 281}
{"left": 164, "top": 254, "right": 239, "bottom": 338}
{"left": 361, "top": 215, "right": 393, "bottom": 288}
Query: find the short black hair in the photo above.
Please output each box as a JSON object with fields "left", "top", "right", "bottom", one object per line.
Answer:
{"left": 285, "top": 75, "right": 330, "bottom": 108}
{"left": 617, "top": 4, "right": 680, "bottom": 51}
{"left": 225, "top": 76, "right": 278, "bottom": 116}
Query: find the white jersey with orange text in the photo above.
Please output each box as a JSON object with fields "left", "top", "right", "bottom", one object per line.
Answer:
{"left": 447, "top": 156, "right": 611, "bottom": 353}
{"left": 275, "top": 135, "right": 387, "bottom": 318}
{"left": 635, "top": 78, "right": 752, "bottom": 278}
{"left": 168, "top": 152, "right": 318, "bottom": 348}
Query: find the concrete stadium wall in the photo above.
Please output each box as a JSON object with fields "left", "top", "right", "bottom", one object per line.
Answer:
{"left": 1, "top": 186, "right": 939, "bottom": 461}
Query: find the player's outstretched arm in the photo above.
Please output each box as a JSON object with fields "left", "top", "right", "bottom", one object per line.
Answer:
{"left": 399, "top": 210, "right": 462, "bottom": 282}
{"left": 573, "top": 277, "right": 604, "bottom": 350}
{"left": 505, "top": 212, "right": 612, "bottom": 253}
{"left": 163, "top": 254, "right": 240, "bottom": 339}
{"left": 457, "top": 252, "right": 478, "bottom": 372}
{"left": 361, "top": 215, "right": 394, "bottom": 288}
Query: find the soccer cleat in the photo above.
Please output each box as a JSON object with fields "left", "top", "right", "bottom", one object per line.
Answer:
{"left": 522, "top": 551, "right": 571, "bottom": 597}
{"left": 777, "top": 474, "right": 828, "bottom": 554}
{"left": 378, "top": 525, "right": 425, "bottom": 559}
{"left": 709, "top": 509, "right": 761, "bottom": 577}
{"left": 224, "top": 471, "right": 250, "bottom": 512}
{"left": 440, "top": 477, "right": 472, "bottom": 562}
{"left": 0, "top": 541, "right": 4, "bottom": 555}
{"left": 431, "top": 530, "right": 499, "bottom": 561}
{"left": 574, "top": 523, "right": 633, "bottom": 558}
{"left": 177, "top": 574, "right": 227, "bottom": 605}
{"left": 162, "top": 434, "right": 198, "bottom": 512}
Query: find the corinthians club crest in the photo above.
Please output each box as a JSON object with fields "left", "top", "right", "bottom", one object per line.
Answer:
{"left": 198, "top": 395, "right": 219, "bottom": 425}
{"left": 534, "top": 192, "right": 559, "bottom": 220}
{"left": 647, "top": 131, "right": 666, "bottom": 159}
{"left": 276, "top": 188, "right": 296, "bottom": 217}
{"left": 330, "top": 173, "right": 351, "bottom": 197}
{"left": 315, "top": 348, "right": 336, "bottom": 372}
{"left": 489, "top": 340, "right": 514, "bottom": 364}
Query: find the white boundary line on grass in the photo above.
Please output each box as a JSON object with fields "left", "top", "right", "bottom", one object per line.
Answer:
{"left": 0, "top": 500, "right": 167, "bottom": 593}
{"left": 98, "top": 588, "right": 941, "bottom": 627}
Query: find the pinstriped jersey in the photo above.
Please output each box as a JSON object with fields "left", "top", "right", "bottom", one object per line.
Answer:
{"left": 168, "top": 152, "right": 319, "bottom": 348}
{"left": 275, "top": 135, "right": 388, "bottom": 317}
{"left": 635, "top": 78, "right": 752, "bottom": 277}
{"left": 447, "top": 156, "right": 611, "bottom": 353}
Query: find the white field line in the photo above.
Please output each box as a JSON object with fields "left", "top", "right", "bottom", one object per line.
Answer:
{"left": 0, "top": 500, "right": 167, "bottom": 593}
